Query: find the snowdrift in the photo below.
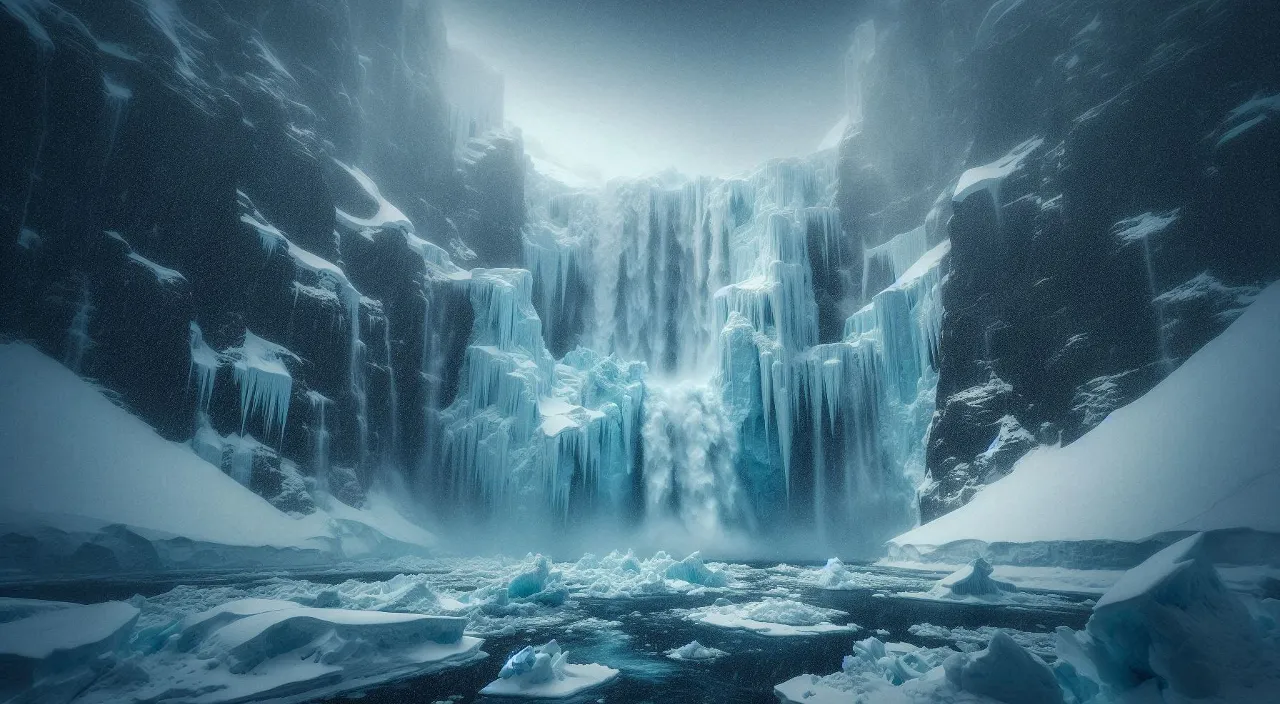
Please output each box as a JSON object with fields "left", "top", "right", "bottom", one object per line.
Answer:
{"left": 0, "top": 342, "right": 434, "bottom": 573}
{"left": 0, "top": 597, "right": 483, "bottom": 704}
{"left": 891, "top": 281, "right": 1280, "bottom": 562}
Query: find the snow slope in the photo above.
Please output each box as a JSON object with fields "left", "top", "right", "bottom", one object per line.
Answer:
{"left": 893, "top": 280, "right": 1280, "bottom": 549}
{"left": 0, "top": 342, "right": 431, "bottom": 558}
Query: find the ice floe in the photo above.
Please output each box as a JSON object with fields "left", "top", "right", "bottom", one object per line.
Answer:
{"left": 665, "top": 640, "right": 729, "bottom": 662}
{"left": 683, "top": 597, "right": 855, "bottom": 637}
{"left": 0, "top": 597, "right": 485, "bottom": 704}
{"left": 479, "top": 639, "right": 619, "bottom": 698}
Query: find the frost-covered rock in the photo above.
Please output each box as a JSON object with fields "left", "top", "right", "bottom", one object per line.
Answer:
{"left": 665, "top": 640, "right": 729, "bottom": 662}
{"left": 480, "top": 639, "right": 619, "bottom": 698}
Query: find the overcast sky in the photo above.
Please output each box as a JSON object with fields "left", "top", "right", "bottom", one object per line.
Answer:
{"left": 440, "top": 0, "right": 868, "bottom": 180}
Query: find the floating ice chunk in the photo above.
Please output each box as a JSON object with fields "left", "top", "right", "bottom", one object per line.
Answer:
{"left": 0, "top": 600, "right": 139, "bottom": 704}
{"left": 664, "top": 552, "right": 728, "bottom": 587}
{"left": 665, "top": 640, "right": 728, "bottom": 661}
{"left": 908, "top": 623, "right": 1056, "bottom": 659}
{"left": 684, "top": 598, "right": 855, "bottom": 637}
{"left": 505, "top": 555, "right": 568, "bottom": 606}
{"left": 943, "top": 630, "right": 1064, "bottom": 704}
{"left": 481, "top": 640, "right": 619, "bottom": 698}
{"left": 775, "top": 636, "right": 956, "bottom": 703}
{"left": 930, "top": 558, "right": 1018, "bottom": 599}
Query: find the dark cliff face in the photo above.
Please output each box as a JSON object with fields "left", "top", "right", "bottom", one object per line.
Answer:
{"left": 0, "top": 0, "right": 495, "bottom": 513}
{"left": 840, "top": 0, "right": 1280, "bottom": 521}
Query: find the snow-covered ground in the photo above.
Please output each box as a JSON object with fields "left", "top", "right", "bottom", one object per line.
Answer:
{"left": 778, "top": 534, "right": 1280, "bottom": 704}
{"left": 891, "top": 280, "right": 1280, "bottom": 556}
{"left": 0, "top": 342, "right": 435, "bottom": 572}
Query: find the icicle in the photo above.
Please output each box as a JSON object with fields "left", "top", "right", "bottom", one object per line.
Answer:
{"left": 100, "top": 75, "right": 131, "bottom": 177}
{"left": 229, "top": 330, "right": 296, "bottom": 443}
{"left": 188, "top": 321, "right": 219, "bottom": 413}
{"left": 64, "top": 284, "right": 92, "bottom": 374}
{"left": 308, "top": 390, "right": 331, "bottom": 490}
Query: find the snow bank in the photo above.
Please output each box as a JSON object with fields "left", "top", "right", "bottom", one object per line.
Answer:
{"left": 0, "top": 601, "right": 139, "bottom": 703}
{"left": 683, "top": 598, "right": 855, "bottom": 637}
{"left": 0, "top": 342, "right": 433, "bottom": 571}
{"left": 665, "top": 640, "right": 729, "bottom": 662}
{"left": 480, "top": 639, "right": 618, "bottom": 698}
{"left": 892, "top": 281, "right": 1280, "bottom": 552}
{"left": 0, "top": 342, "right": 331, "bottom": 549}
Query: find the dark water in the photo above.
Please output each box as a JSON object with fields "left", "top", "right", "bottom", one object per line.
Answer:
{"left": 330, "top": 568, "right": 1089, "bottom": 704}
{"left": 0, "top": 565, "right": 1091, "bottom": 704}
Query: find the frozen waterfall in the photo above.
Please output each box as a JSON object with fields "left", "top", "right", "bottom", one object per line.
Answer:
{"left": 422, "top": 150, "right": 951, "bottom": 551}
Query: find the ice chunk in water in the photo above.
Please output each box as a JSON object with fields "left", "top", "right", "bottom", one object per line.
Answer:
{"left": 931, "top": 557, "right": 1018, "bottom": 598}
{"left": 944, "top": 630, "right": 1064, "bottom": 704}
{"left": 481, "top": 639, "right": 619, "bottom": 698}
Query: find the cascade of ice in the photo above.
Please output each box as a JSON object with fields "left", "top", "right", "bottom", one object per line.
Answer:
{"left": 861, "top": 225, "right": 928, "bottom": 300}
{"left": 243, "top": 189, "right": 377, "bottom": 461}
{"left": 64, "top": 284, "right": 92, "bottom": 374}
{"left": 307, "top": 390, "right": 331, "bottom": 490}
{"left": 188, "top": 321, "right": 219, "bottom": 413}
{"left": 347, "top": 287, "right": 369, "bottom": 468}
{"left": 379, "top": 305, "right": 399, "bottom": 463}
{"left": 1114, "top": 210, "right": 1180, "bottom": 374}
{"left": 100, "top": 75, "right": 131, "bottom": 177}
{"left": 229, "top": 330, "right": 296, "bottom": 442}
{"left": 443, "top": 48, "right": 504, "bottom": 154}
{"left": 446, "top": 146, "right": 944, "bottom": 544}
{"left": 642, "top": 382, "right": 742, "bottom": 536}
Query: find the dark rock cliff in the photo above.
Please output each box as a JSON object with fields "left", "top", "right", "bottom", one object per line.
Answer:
{"left": 0, "top": 0, "right": 501, "bottom": 513}
{"left": 837, "top": 0, "right": 1280, "bottom": 521}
